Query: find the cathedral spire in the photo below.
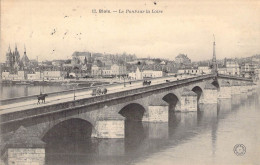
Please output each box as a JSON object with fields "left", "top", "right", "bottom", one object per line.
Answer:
{"left": 8, "top": 44, "right": 11, "bottom": 52}
{"left": 24, "top": 45, "right": 26, "bottom": 54}
{"left": 212, "top": 34, "right": 217, "bottom": 74}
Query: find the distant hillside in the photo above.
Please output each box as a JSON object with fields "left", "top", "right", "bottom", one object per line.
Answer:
{"left": 72, "top": 51, "right": 136, "bottom": 60}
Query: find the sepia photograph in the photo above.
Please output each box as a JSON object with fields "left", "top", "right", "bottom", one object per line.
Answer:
{"left": 0, "top": 0, "right": 260, "bottom": 164}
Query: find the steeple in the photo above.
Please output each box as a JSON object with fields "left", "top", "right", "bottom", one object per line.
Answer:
{"left": 15, "top": 43, "right": 17, "bottom": 51}
{"left": 8, "top": 44, "right": 11, "bottom": 52}
{"left": 21, "top": 44, "right": 30, "bottom": 67}
{"left": 212, "top": 35, "right": 217, "bottom": 74}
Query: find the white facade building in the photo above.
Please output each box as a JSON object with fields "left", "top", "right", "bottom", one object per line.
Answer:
{"left": 1, "top": 71, "right": 26, "bottom": 80}
{"left": 27, "top": 72, "right": 42, "bottom": 80}
{"left": 142, "top": 70, "right": 163, "bottom": 78}
{"left": 218, "top": 68, "right": 227, "bottom": 74}
{"left": 226, "top": 60, "right": 240, "bottom": 75}
{"left": 102, "top": 68, "right": 112, "bottom": 76}
{"left": 110, "top": 64, "right": 127, "bottom": 76}
{"left": 128, "top": 67, "right": 163, "bottom": 80}
{"left": 198, "top": 66, "right": 211, "bottom": 74}
{"left": 177, "top": 69, "right": 202, "bottom": 75}
{"left": 43, "top": 71, "right": 65, "bottom": 80}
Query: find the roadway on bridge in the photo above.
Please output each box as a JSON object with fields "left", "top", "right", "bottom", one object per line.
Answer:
{"left": 0, "top": 75, "right": 196, "bottom": 115}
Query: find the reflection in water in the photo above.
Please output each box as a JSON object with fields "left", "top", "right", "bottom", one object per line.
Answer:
{"left": 42, "top": 90, "right": 259, "bottom": 165}
{"left": 125, "top": 121, "right": 146, "bottom": 154}
{"left": 232, "top": 94, "right": 241, "bottom": 110}
{"left": 46, "top": 139, "right": 97, "bottom": 165}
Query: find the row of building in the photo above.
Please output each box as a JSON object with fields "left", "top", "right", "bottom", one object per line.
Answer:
{"left": 2, "top": 59, "right": 260, "bottom": 81}
{"left": 1, "top": 46, "right": 260, "bottom": 81}
{"left": 2, "top": 71, "right": 66, "bottom": 81}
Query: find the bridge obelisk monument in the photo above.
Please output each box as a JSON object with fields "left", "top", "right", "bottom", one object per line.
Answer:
{"left": 212, "top": 35, "right": 217, "bottom": 74}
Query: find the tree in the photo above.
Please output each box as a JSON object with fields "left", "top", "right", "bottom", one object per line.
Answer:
{"left": 96, "top": 60, "right": 103, "bottom": 67}
{"left": 154, "top": 58, "right": 162, "bottom": 64}
{"left": 84, "top": 57, "right": 88, "bottom": 64}
{"left": 65, "top": 59, "right": 71, "bottom": 64}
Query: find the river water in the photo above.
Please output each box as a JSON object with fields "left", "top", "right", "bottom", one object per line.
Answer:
{"left": 45, "top": 90, "right": 260, "bottom": 165}
{"left": 0, "top": 84, "right": 83, "bottom": 99}
{"left": 1, "top": 85, "right": 260, "bottom": 165}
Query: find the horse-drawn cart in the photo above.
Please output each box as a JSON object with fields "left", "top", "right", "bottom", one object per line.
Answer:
{"left": 143, "top": 80, "right": 151, "bottom": 86}
{"left": 91, "top": 87, "right": 107, "bottom": 96}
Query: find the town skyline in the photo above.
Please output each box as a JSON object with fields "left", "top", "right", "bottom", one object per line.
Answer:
{"left": 3, "top": 43, "right": 259, "bottom": 63}
{"left": 1, "top": 0, "right": 260, "bottom": 62}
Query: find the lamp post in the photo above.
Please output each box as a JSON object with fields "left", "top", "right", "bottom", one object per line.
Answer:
{"left": 122, "top": 75, "right": 125, "bottom": 87}
{"left": 73, "top": 87, "right": 76, "bottom": 100}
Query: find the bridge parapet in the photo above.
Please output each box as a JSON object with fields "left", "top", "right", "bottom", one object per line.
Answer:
{"left": 217, "top": 74, "right": 253, "bottom": 82}
{"left": 0, "top": 74, "right": 215, "bottom": 125}
{"left": 0, "top": 74, "right": 196, "bottom": 105}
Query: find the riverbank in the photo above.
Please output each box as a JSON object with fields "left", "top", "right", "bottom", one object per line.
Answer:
{"left": 0, "top": 78, "right": 128, "bottom": 87}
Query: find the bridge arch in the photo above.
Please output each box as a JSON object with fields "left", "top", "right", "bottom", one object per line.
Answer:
{"left": 212, "top": 80, "right": 220, "bottom": 90}
{"left": 192, "top": 86, "right": 203, "bottom": 102}
{"left": 119, "top": 103, "right": 146, "bottom": 152}
{"left": 162, "top": 93, "right": 180, "bottom": 111}
{"left": 119, "top": 103, "right": 145, "bottom": 121}
{"left": 42, "top": 118, "right": 93, "bottom": 142}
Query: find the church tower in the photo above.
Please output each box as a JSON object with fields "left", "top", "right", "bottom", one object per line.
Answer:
{"left": 211, "top": 35, "right": 217, "bottom": 74}
{"left": 13, "top": 44, "right": 20, "bottom": 65}
{"left": 21, "top": 45, "right": 30, "bottom": 67}
{"left": 6, "top": 45, "right": 12, "bottom": 67}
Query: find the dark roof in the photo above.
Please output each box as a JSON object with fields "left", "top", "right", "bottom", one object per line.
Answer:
{"left": 217, "top": 64, "right": 226, "bottom": 68}
{"left": 165, "top": 67, "right": 178, "bottom": 73}
{"left": 129, "top": 64, "right": 144, "bottom": 72}
{"left": 72, "top": 51, "right": 91, "bottom": 57}
{"left": 142, "top": 64, "right": 162, "bottom": 71}
{"left": 176, "top": 54, "right": 188, "bottom": 58}
{"left": 198, "top": 63, "right": 209, "bottom": 67}
{"left": 21, "top": 54, "right": 30, "bottom": 63}
{"left": 102, "top": 66, "right": 111, "bottom": 70}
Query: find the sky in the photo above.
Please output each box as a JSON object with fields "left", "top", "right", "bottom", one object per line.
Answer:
{"left": 1, "top": 0, "right": 260, "bottom": 62}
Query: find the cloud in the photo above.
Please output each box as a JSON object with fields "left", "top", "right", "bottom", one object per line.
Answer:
{"left": 1, "top": 0, "right": 259, "bottom": 62}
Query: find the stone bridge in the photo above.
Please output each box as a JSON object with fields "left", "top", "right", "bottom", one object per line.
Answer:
{"left": 0, "top": 74, "right": 257, "bottom": 165}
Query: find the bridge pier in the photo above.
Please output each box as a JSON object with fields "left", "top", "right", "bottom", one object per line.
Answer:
{"left": 231, "top": 81, "right": 241, "bottom": 95}
{"left": 1, "top": 126, "right": 46, "bottom": 165}
{"left": 218, "top": 81, "right": 231, "bottom": 99}
{"left": 144, "top": 99, "right": 169, "bottom": 122}
{"left": 95, "top": 115, "right": 125, "bottom": 138}
{"left": 144, "top": 105, "right": 169, "bottom": 122}
{"left": 176, "top": 88, "right": 197, "bottom": 112}
{"left": 201, "top": 83, "right": 218, "bottom": 104}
